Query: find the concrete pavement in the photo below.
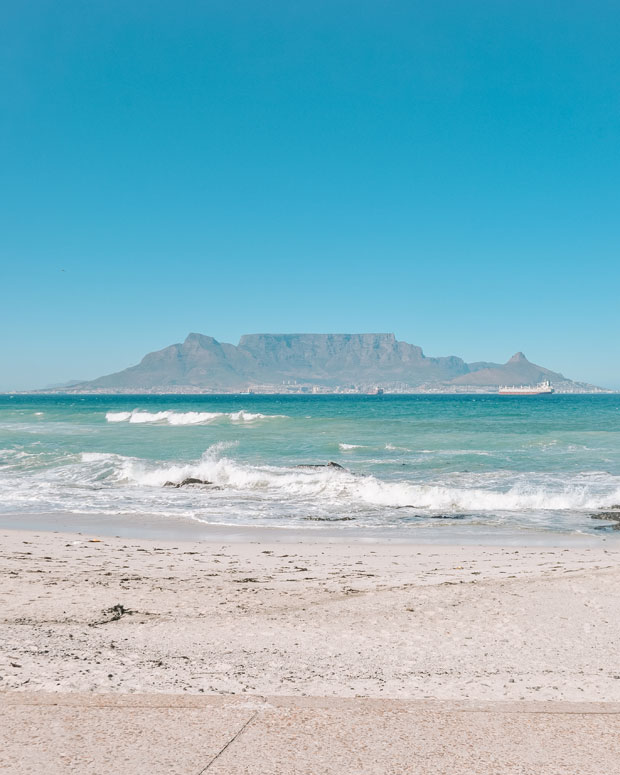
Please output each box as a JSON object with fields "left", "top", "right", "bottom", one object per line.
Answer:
{"left": 2, "top": 693, "right": 620, "bottom": 774}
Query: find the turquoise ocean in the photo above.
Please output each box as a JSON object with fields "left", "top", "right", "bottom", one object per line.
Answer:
{"left": 1, "top": 394, "right": 620, "bottom": 542}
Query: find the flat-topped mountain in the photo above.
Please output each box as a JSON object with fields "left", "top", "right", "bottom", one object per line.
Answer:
{"left": 67, "top": 333, "right": 601, "bottom": 393}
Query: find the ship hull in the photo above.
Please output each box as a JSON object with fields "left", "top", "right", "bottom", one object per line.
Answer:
{"left": 498, "top": 390, "right": 554, "bottom": 396}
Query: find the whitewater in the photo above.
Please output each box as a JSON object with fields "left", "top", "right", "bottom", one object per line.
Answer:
{"left": 1, "top": 393, "right": 620, "bottom": 540}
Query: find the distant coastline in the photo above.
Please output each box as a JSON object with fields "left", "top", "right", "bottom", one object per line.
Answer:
{"left": 15, "top": 385, "right": 615, "bottom": 396}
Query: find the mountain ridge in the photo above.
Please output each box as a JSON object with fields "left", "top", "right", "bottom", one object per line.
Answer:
{"left": 63, "top": 333, "right": 603, "bottom": 393}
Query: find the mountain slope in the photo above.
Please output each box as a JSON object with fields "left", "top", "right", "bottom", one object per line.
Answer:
{"left": 72, "top": 333, "right": 595, "bottom": 392}
{"left": 80, "top": 332, "right": 471, "bottom": 390}
{"left": 449, "top": 352, "right": 565, "bottom": 387}
{"left": 84, "top": 334, "right": 256, "bottom": 390}
{"left": 236, "top": 333, "right": 470, "bottom": 384}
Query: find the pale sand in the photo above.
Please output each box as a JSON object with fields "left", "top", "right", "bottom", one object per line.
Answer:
{"left": 1, "top": 528, "right": 619, "bottom": 701}
{"left": 2, "top": 529, "right": 620, "bottom": 773}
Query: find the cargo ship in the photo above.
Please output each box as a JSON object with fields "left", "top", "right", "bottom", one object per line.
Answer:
{"left": 498, "top": 380, "right": 554, "bottom": 396}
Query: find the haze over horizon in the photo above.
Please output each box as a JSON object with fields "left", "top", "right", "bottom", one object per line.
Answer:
{"left": 2, "top": 2, "right": 620, "bottom": 390}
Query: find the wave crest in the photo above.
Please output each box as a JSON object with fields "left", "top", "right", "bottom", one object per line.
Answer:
{"left": 105, "top": 409, "right": 287, "bottom": 425}
{"left": 111, "top": 447, "right": 620, "bottom": 514}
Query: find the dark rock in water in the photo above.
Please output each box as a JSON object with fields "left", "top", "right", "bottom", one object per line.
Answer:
{"left": 591, "top": 510, "right": 620, "bottom": 530}
{"left": 394, "top": 508, "right": 466, "bottom": 519}
{"left": 295, "top": 461, "right": 345, "bottom": 470}
{"left": 303, "top": 516, "right": 355, "bottom": 521}
{"left": 591, "top": 511, "right": 620, "bottom": 521}
{"left": 164, "top": 477, "right": 213, "bottom": 488}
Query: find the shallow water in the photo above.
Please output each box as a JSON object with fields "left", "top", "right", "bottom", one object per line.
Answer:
{"left": 1, "top": 393, "right": 619, "bottom": 541}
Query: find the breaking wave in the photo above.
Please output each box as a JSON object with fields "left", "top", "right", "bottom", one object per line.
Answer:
{"left": 3, "top": 443, "right": 620, "bottom": 533}
{"left": 80, "top": 445, "right": 620, "bottom": 515}
{"left": 105, "top": 409, "right": 287, "bottom": 425}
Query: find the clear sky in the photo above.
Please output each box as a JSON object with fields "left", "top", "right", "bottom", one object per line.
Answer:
{"left": 2, "top": 1, "right": 619, "bottom": 390}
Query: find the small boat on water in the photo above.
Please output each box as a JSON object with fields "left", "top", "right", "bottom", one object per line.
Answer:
{"left": 498, "top": 380, "right": 554, "bottom": 396}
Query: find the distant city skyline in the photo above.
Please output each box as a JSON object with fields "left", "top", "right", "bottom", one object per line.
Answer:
{"left": 2, "top": 2, "right": 620, "bottom": 390}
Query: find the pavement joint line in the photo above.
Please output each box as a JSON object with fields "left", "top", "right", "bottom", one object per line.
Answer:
{"left": 195, "top": 711, "right": 258, "bottom": 774}
{"left": 3, "top": 695, "right": 620, "bottom": 715}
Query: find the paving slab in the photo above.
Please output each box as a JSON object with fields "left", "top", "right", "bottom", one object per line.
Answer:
{"left": 2, "top": 694, "right": 620, "bottom": 775}
{"left": 0, "top": 696, "right": 255, "bottom": 775}
{"left": 208, "top": 702, "right": 620, "bottom": 775}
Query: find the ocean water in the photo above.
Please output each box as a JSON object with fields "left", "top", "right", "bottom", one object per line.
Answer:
{"left": 1, "top": 394, "right": 620, "bottom": 542}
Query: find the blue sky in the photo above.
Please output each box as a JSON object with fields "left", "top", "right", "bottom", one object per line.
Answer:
{"left": 2, "top": 1, "right": 619, "bottom": 390}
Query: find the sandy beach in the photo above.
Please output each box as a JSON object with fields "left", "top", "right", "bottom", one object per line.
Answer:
{"left": 2, "top": 528, "right": 620, "bottom": 772}
{"left": 1, "top": 528, "right": 619, "bottom": 701}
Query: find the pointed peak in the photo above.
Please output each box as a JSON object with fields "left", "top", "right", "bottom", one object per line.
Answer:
{"left": 507, "top": 351, "right": 528, "bottom": 364}
{"left": 184, "top": 332, "right": 218, "bottom": 346}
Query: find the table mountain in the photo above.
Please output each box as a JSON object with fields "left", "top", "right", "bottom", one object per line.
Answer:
{"left": 70, "top": 333, "right": 596, "bottom": 392}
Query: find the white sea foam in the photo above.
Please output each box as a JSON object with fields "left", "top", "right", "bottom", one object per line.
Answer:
{"left": 105, "top": 412, "right": 132, "bottom": 422}
{"left": 339, "top": 443, "right": 365, "bottom": 450}
{"left": 109, "top": 447, "right": 620, "bottom": 514}
{"left": 418, "top": 449, "right": 492, "bottom": 457}
{"left": 2, "top": 444, "right": 620, "bottom": 533}
{"left": 105, "top": 410, "right": 286, "bottom": 425}
{"left": 229, "top": 410, "right": 283, "bottom": 423}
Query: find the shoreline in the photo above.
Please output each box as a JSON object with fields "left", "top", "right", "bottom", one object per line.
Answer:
{"left": 7, "top": 389, "right": 615, "bottom": 394}
{"left": 0, "top": 513, "right": 617, "bottom": 547}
